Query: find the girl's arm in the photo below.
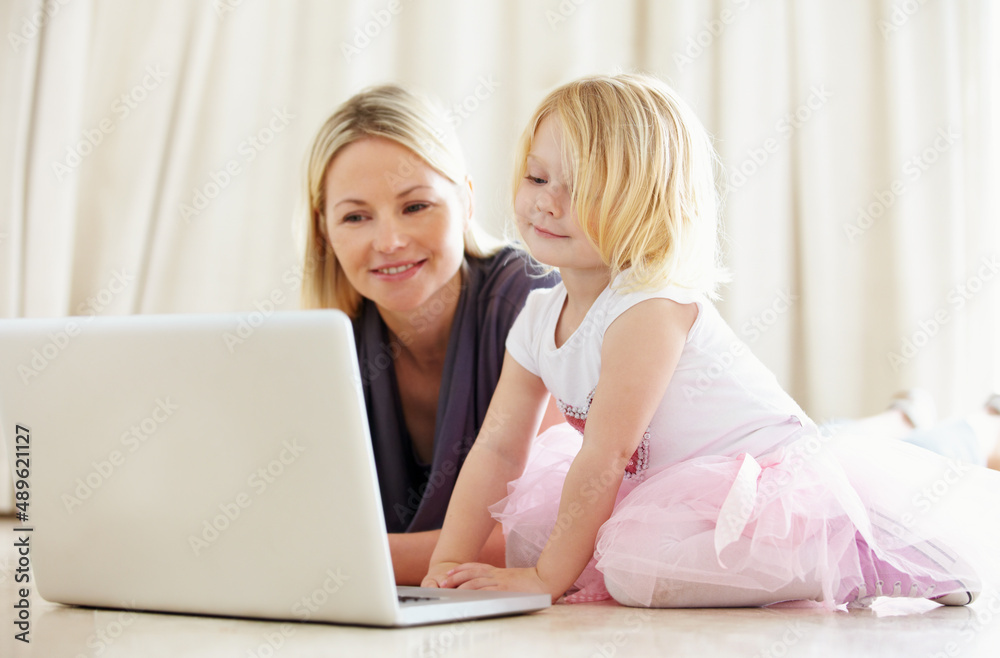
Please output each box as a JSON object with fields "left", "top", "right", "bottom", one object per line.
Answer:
{"left": 422, "top": 352, "right": 551, "bottom": 586}
{"left": 443, "top": 299, "right": 695, "bottom": 600}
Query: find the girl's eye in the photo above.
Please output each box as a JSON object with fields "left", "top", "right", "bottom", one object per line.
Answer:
{"left": 342, "top": 213, "right": 366, "bottom": 224}
{"left": 525, "top": 175, "right": 547, "bottom": 185}
{"left": 403, "top": 202, "right": 429, "bottom": 213}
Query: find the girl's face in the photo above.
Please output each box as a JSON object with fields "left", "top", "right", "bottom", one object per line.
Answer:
{"left": 514, "top": 115, "right": 604, "bottom": 272}
{"left": 323, "top": 136, "right": 469, "bottom": 319}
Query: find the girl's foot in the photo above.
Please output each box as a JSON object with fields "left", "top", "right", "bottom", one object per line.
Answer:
{"left": 887, "top": 389, "right": 937, "bottom": 430}
{"left": 986, "top": 393, "right": 1000, "bottom": 417}
{"left": 844, "top": 390, "right": 932, "bottom": 441}
{"left": 984, "top": 394, "right": 1000, "bottom": 471}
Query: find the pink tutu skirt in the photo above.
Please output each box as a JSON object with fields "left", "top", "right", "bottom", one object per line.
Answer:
{"left": 490, "top": 423, "right": 1000, "bottom": 608}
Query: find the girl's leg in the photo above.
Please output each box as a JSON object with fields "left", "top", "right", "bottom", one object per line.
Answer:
{"left": 599, "top": 529, "right": 825, "bottom": 608}
{"left": 600, "top": 525, "right": 976, "bottom": 609}
{"left": 604, "top": 565, "right": 822, "bottom": 608}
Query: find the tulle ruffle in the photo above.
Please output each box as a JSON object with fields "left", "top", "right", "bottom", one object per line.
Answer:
{"left": 490, "top": 422, "right": 1000, "bottom": 608}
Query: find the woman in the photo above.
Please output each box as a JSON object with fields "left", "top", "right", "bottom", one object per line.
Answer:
{"left": 299, "top": 84, "right": 560, "bottom": 584}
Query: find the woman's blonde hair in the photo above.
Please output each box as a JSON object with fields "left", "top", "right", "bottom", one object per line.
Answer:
{"left": 512, "top": 73, "right": 728, "bottom": 297}
{"left": 300, "top": 84, "right": 497, "bottom": 315}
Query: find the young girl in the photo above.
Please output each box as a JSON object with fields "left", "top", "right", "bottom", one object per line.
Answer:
{"left": 422, "top": 74, "right": 1000, "bottom": 608}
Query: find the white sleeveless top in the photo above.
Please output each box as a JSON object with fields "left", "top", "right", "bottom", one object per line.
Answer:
{"left": 506, "top": 276, "right": 813, "bottom": 477}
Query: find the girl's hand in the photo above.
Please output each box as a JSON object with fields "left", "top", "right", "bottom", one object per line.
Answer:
{"left": 439, "top": 563, "right": 561, "bottom": 602}
{"left": 421, "top": 561, "right": 461, "bottom": 588}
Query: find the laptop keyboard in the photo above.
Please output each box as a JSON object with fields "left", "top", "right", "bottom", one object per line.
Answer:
{"left": 398, "top": 594, "right": 441, "bottom": 603}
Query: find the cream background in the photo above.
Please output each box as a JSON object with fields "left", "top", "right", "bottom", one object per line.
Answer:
{"left": 1, "top": 0, "right": 998, "bottom": 508}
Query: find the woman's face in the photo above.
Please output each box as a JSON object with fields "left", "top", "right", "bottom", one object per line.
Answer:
{"left": 323, "top": 137, "right": 470, "bottom": 320}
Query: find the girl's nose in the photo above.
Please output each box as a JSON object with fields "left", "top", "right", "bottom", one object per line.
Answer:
{"left": 535, "top": 189, "right": 561, "bottom": 217}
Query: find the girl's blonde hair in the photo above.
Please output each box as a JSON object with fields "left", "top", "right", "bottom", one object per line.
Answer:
{"left": 300, "top": 84, "right": 497, "bottom": 315}
{"left": 512, "top": 73, "right": 728, "bottom": 297}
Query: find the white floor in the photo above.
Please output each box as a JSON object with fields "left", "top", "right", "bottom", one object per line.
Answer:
{"left": 3, "top": 516, "right": 999, "bottom": 657}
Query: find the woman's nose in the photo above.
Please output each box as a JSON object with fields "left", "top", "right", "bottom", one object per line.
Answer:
{"left": 373, "top": 215, "right": 407, "bottom": 252}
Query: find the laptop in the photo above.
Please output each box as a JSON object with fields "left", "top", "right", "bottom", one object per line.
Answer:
{"left": 0, "top": 310, "right": 550, "bottom": 627}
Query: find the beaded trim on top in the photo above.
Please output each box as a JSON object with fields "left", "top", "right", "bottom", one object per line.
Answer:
{"left": 557, "top": 388, "right": 649, "bottom": 481}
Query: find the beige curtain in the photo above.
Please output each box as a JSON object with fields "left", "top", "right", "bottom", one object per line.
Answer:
{"left": 2, "top": 0, "right": 997, "bottom": 509}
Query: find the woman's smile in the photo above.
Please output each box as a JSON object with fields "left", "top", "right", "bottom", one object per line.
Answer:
{"left": 371, "top": 259, "right": 426, "bottom": 280}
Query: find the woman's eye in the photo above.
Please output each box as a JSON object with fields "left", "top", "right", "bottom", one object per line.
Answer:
{"left": 404, "top": 202, "right": 429, "bottom": 213}
{"left": 342, "top": 213, "right": 366, "bottom": 224}
{"left": 525, "top": 175, "right": 547, "bottom": 185}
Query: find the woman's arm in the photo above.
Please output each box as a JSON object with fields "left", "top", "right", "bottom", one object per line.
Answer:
{"left": 389, "top": 524, "right": 506, "bottom": 586}
{"left": 422, "top": 352, "right": 551, "bottom": 586}
{"left": 443, "top": 299, "right": 695, "bottom": 599}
